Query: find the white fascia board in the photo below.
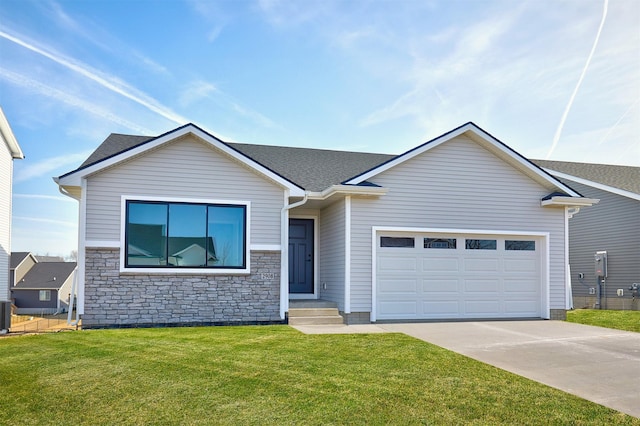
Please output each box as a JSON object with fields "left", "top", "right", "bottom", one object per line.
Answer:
{"left": 0, "top": 107, "right": 24, "bottom": 159}
{"left": 345, "top": 122, "right": 581, "bottom": 197}
{"left": 543, "top": 168, "right": 640, "bottom": 201}
{"left": 541, "top": 196, "right": 599, "bottom": 208}
{"left": 307, "top": 184, "right": 388, "bottom": 200}
{"left": 56, "top": 124, "right": 305, "bottom": 196}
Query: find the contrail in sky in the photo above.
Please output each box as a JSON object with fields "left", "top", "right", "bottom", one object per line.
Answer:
{"left": 596, "top": 99, "right": 639, "bottom": 146}
{"left": 0, "top": 68, "right": 156, "bottom": 135}
{"left": 546, "top": 0, "right": 608, "bottom": 159}
{"left": 0, "top": 29, "right": 189, "bottom": 126}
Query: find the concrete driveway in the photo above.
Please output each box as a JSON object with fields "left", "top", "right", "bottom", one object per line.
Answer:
{"left": 380, "top": 321, "right": 640, "bottom": 418}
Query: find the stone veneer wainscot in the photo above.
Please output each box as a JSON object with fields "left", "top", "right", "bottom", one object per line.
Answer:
{"left": 83, "top": 248, "right": 282, "bottom": 328}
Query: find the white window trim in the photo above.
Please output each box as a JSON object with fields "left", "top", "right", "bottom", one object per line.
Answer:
{"left": 39, "top": 290, "right": 51, "bottom": 301}
{"left": 120, "top": 195, "right": 251, "bottom": 274}
{"left": 371, "top": 226, "right": 550, "bottom": 322}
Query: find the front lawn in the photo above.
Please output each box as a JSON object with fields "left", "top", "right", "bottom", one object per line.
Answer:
{"left": 1, "top": 326, "right": 636, "bottom": 425}
{"left": 566, "top": 309, "right": 640, "bottom": 332}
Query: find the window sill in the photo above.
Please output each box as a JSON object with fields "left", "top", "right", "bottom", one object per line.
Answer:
{"left": 119, "top": 267, "right": 250, "bottom": 275}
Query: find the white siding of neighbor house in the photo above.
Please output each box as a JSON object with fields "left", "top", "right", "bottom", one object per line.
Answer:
{"left": 0, "top": 139, "right": 12, "bottom": 302}
{"left": 58, "top": 269, "right": 76, "bottom": 311}
{"left": 318, "top": 199, "right": 346, "bottom": 311}
{"left": 559, "top": 179, "right": 640, "bottom": 302}
{"left": 349, "top": 135, "right": 566, "bottom": 313}
{"left": 85, "top": 135, "right": 285, "bottom": 245}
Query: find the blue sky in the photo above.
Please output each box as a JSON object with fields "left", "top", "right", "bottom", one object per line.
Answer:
{"left": 1, "top": 0, "right": 638, "bottom": 258}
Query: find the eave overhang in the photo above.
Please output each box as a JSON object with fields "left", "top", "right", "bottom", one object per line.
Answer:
{"left": 540, "top": 196, "right": 599, "bottom": 208}
{"left": 0, "top": 107, "right": 24, "bottom": 159}
{"left": 308, "top": 184, "right": 388, "bottom": 201}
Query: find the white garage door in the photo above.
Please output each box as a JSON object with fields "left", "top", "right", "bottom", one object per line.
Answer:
{"left": 376, "top": 232, "right": 542, "bottom": 320}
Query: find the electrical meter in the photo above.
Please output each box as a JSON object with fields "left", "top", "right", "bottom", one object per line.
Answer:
{"left": 594, "top": 251, "right": 607, "bottom": 277}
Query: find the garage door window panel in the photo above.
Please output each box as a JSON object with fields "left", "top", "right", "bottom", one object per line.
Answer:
{"left": 505, "top": 240, "right": 535, "bottom": 251}
{"left": 465, "top": 239, "right": 497, "bottom": 250}
{"left": 424, "top": 238, "right": 457, "bottom": 249}
{"left": 380, "top": 236, "right": 415, "bottom": 248}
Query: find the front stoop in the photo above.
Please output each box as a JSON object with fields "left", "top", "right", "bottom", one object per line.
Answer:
{"left": 288, "top": 307, "right": 344, "bottom": 325}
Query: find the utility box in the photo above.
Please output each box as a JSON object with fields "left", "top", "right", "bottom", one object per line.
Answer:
{"left": 594, "top": 251, "right": 608, "bottom": 277}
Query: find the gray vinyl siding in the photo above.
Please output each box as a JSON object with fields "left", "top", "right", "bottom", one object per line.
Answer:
{"left": 559, "top": 179, "right": 640, "bottom": 301}
{"left": 12, "top": 289, "right": 59, "bottom": 311}
{"left": 350, "top": 135, "right": 566, "bottom": 313}
{"left": 0, "top": 139, "right": 11, "bottom": 302}
{"left": 85, "top": 135, "right": 285, "bottom": 245}
{"left": 318, "top": 199, "right": 345, "bottom": 310}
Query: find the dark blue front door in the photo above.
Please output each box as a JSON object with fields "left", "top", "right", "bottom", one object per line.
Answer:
{"left": 289, "top": 218, "right": 314, "bottom": 294}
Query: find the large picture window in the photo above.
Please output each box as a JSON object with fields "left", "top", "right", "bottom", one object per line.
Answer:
{"left": 125, "top": 200, "right": 246, "bottom": 269}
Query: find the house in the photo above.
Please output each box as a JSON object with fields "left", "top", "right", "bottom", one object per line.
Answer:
{"left": 0, "top": 107, "right": 24, "bottom": 332}
{"left": 10, "top": 252, "right": 77, "bottom": 314}
{"left": 55, "top": 122, "right": 597, "bottom": 328}
{"left": 533, "top": 160, "right": 639, "bottom": 311}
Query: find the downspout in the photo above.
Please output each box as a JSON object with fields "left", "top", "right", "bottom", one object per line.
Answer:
{"left": 280, "top": 191, "right": 309, "bottom": 319}
{"left": 76, "top": 178, "right": 87, "bottom": 318}
{"left": 344, "top": 196, "right": 351, "bottom": 315}
{"left": 67, "top": 268, "right": 80, "bottom": 326}
{"left": 565, "top": 207, "right": 572, "bottom": 311}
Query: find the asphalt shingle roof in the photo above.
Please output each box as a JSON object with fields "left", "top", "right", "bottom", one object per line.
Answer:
{"left": 13, "top": 262, "right": 77, "bottom": 290}
{"left": 533, "top": 159, "right": 640, "bottom": 195}
{"left": 71, "top": 130, "right": 638, "bottom": 195}
{"left": 80, "top": 133, "right": 153, "bottom": 168}
{"left": 75, "top": 132, "right": 395, "bottom": 192}
{"left": 229, "top": 143, "right": 394, "bottom": 191}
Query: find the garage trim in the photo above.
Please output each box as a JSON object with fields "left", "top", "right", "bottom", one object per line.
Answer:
{"left": 371, "top": 226, "right": 550, "bottom": 322}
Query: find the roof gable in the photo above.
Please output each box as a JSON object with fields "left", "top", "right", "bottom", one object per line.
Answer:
{"left": 57, "top": 124, "right": 305, "bottom": 196}
{"left": 343, "top": 122, "right": 581, "bottom": 197}
{"left": 10, "top": 252, "right": 36, "bottom": 269}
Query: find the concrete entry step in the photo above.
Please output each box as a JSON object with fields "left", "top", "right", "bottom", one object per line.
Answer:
{"left": 288, "top": 308, "right": 339, "bottom": 317}
{"left": 288, "top": 305, "right": 344, "bottom": 325}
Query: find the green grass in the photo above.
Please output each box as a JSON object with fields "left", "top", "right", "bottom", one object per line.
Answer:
{"left": 566, "top": 309, "right": 640, "bottom": 332}
{"left": 1, "top": 326, "right": 637, "bottom": 425}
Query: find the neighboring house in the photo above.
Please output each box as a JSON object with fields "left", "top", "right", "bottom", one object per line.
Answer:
{"left": 36, "top": 255, "right": 66, "bottom": 262}
{"left": 0, "top": 107, "right": 24, "bottom": 332}
{"left": 55, "top": 122, "right": 597, "bottom": 328}
{"left": 533, "top": 160, "right": 640, "bottom": 311}
{"left": 10, "top": 252, "right": 77, "bottom": 314}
